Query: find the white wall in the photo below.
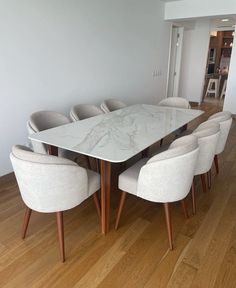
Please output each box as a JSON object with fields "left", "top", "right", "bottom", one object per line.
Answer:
{"left": 178, "top": 20, "right": 210, "bottom": 103}
{"left": 0, "top": 0, "right": 171, "bottom": 176}
{"left": 165, "top": 0, "right": 236, "bottom": 20}
{"left": 223, "top": 42, "right": 236, "bottom": 114}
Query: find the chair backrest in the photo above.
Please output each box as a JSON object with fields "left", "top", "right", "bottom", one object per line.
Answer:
{"left": 158, "top": 97, "right": 191, "bottom": 109}
{"left": 28, "top": 111, "right": 70, "bottom": 154}
{"left": 137, "top": 135, "right": 199, "bottom": 203}
{"left": 207, "top": 111, "right": 232, "bottom": 154}
{"left": 70, "top": 104, "right": 103, "bottom": 121}
{"left": 193, "top": 121, "right": 220, "bottom": 175}
{"left": 100, "top": 99, "right": 126, "bottom": 113}
{"left": 10, "top": 145, "right": 89, "bottom": 213}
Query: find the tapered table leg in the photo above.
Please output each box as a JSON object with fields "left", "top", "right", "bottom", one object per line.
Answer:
{"left": 100, "top": 160, "right": 111, "bottom": 234}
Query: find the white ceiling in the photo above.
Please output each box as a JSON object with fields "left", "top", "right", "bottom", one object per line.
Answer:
{"left": 211, "top": 16, "right": 236, "bottom": 31}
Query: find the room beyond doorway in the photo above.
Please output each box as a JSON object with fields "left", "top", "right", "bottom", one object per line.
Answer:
{"left": 202, "top": 29, "right": 234, "bottom": 107}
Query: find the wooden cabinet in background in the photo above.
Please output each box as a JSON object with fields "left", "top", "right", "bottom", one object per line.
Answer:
{"left": 206, "top": 30, "right": 234, "bottom": 74}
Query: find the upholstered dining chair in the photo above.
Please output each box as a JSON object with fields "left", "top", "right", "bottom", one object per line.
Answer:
{"left": 69, "top": 104, "right": 104, "bottom": 172}
{"left": 190, "top": 121, "right": 220, "bottom": 214}
{"left": 100, "top": 99, "right": 126, "bottom": 113}
{"left": 207, "top": 111, "right": 232, "bottom": 174}
{"left": 158, "top": 97, "right": 191, "bottom": 109}
{"left": 28, "top": 110, "right": 70, "bottom": 154}
{"left": 27, "top": 110, "right": 83, "bottom": 164}
{"left": 70, "top": 104, "right": 103, "bottom": 121}
{"left": 115, "top": 135, "right": 199, "bottom": 250}
{"left": 158, "top": 97, "right": 191, "bottom": 145}
{"left": 10, "top": 145, "right": 101, "bottom": 262}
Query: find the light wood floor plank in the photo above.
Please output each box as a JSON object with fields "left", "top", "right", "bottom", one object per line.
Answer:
{"left": 213, "top": 224, "right": 236, "bottom": 288}
{"left": 189, "top": 186, "right": 236, "bottom": 288}
{"left": 144, "top": 234, "right": 190, "bottom": 288}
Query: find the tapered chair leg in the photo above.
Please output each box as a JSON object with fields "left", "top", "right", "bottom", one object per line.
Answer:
{"left": 191, "top": 182, "right": 196, "bottom": 215}
{"left": 163, "top": 203, "right": 173, "bottom": 250}
{"left": 181, "top": 198, "right": 188, "bottom": 219}
{"left": 214, "top": 155, "right": 219, "bottom": 174}
{"left": 115, "top": 191, "right": 127, "bottom": 230}
{"left": 142, "top": 148, "right": 149, "bottom": 158}
{"left": 207, "top": 169, "right": 212, "bottom": 190}
{"left": 22, "top": 207, "right": 32, "bottom": 239}
{"left": 200, "top": 174, "right": 207, "bottom": 193}
{"left": 93, "top": 191, "right": 101, "bottom": 219}
{"left": 85, "top": 156, "right": 91, "bottom": 169}
{"left": 56, "top": 212, "right": 65, "bottom": 262}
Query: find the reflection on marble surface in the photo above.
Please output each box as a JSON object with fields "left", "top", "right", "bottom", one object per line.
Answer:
{"left": 29, "top": 104, "right": 203, "bottom": 162}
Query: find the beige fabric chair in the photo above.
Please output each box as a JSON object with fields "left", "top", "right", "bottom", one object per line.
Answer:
{"left": 199, "top": 111, "right": 232, "bottom": 174}
{"left": 158, "top": 97, "right": 191, "bottom": 145}
{"left": 27, "top": 110, "right": 79, "bottom": 162}
{"left": 10, "top": 145, "right": 101, "bottom": 262}
{"left": 158, "top": 97, "right": 191, "bottom": 109}
{"left": 69, "top": 104, "right": 104, "bottom": 171}
{"left": 70, "top": 104, "right": 103, "bottom": 121}
{"left": 188, "top": 122, "right": 220, "bottom": 213}
{"left": 115, "top": 135, "right": 199, "bottom": 250}
{"left": 100, "top": 99, "right": 126, "bottom": 113}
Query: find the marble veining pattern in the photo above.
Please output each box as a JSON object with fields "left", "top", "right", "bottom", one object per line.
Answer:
{"left": 29, "top": 104, "right": 203, "bottom": 162}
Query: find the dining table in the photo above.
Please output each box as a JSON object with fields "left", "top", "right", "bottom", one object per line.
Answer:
{"left": 29, "top": 104, "right": 203, "bottom": 234}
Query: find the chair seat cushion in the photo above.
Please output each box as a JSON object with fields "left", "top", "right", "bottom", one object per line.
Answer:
{"left": 118, "top": 158, "right": 148, "bottom": 195}
{"left": 87, "top": 169, "right": 101, "bottom": 196}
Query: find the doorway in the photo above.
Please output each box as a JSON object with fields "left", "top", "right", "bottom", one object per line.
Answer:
{"left": 167, "top": 25, "right": 184, "bottom": 98}
{"left": 203, "top": 29, "right": 234, "bottom": 106}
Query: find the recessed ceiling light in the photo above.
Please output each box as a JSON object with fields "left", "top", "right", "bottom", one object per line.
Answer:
{"left": 222, "top": 19, "right": 229, "bottom": 22}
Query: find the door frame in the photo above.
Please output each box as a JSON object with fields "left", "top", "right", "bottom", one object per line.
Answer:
{"left": 166, "top": 24, "right": 184, "bottom": 98}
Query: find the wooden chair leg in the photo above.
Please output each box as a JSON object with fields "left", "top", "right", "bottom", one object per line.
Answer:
{"left": 191, "top": 182, "right": 196, "bottom": 215}
{"left": 85, "top": 156, "right": 91, "bottom": 169}
{"left": 207, "top": 169, "right": 212, "bottom": 190}
{"left": 201, "top": 174, "right": 207, "bottom": 193}
{"left": 142, "top": 148, "right": 149, "bottom": 158}
{"left": 56, "top": 212, "right": 65, "bottom": 262}
{"left": 93, "top": 191, "right": 101, "bottom": 219}
{"left": 22, "top": 207, "right": 32, "bottom": 239}
{"left": 180, "top": 198, "right": 188, "bottom": 219}
{"left": 163, "top": 203, "right": 173, "bottom": 250}
{"left": 115, "top": 191, "right": 127, "bottom": 230}
{"left": 214, "top": 155, "right": 219, "bottom": 174}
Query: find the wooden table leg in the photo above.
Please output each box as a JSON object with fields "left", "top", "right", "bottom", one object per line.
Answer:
{"left": 48, "top": 145, "right": 58, "bottom": 156}
{"left": 100, "top": 160, "right": 111, "bottom": 234}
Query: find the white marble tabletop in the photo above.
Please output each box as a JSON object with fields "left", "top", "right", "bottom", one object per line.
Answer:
{"left": 29, "top": 104, "right": 203, "bottom": 163}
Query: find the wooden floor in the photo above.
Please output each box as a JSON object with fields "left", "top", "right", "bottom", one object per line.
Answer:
{"left": 1, "top": 102, "right": 236, "bottom": 288}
